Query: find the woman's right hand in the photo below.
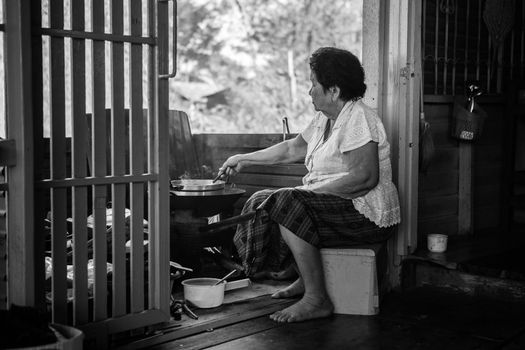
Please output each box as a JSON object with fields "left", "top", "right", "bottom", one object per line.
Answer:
{"left": 218, "top": 155, "right": 245, "bottom": 179}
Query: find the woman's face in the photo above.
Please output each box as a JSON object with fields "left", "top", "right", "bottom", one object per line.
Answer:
{"left": 309, "top": 71, "right": 332, "bottom": 114}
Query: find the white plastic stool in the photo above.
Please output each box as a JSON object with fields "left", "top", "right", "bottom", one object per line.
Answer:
{"left": 320, "top": 244, "right": 384, "bottom": 315}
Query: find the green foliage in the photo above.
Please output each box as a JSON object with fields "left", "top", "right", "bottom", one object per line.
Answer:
{"left": 172, "top": 0, "right": 362, "bottom": 133}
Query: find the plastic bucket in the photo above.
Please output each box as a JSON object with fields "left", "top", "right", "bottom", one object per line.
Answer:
{"left": 181, "top": 277, "right": 250, "bottom": 308}
{"left": 427, "top": 234, "right": 448, "bottom": 253}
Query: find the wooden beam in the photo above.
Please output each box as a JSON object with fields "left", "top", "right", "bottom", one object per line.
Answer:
{"left": 152, "top": 0, "right": 172, "bottom": 316}
{"left": 129, "top": 0, "right": 145, "bottom": 314}
{"left": 458, "top": 143, "right": 473, "bottom": 235}
{"left": 49, "top": 0, "right": 68, "bottom": 324}
{"left": 5, "top": 0, "right": 35, "bottom": 308}
{"left": 31, "top": 0, "right": 46, "bottom": 311}
{"left": 362, "top": 0, "right": 382, "bottom": 110}
{"left": 70, "top": 0, "right": 89, "bottom": 326}
{"left": 91, "top": 0, "right": 108, "bottom": 322}
{"left": 110, "top": 0, "right": 127, "bottom": 319}
{"left": 380, "top": 0, "right": 421, "bottom": 289}
{"left": 37, "top": 28, "right": 156, "bottom": 45}
{"left": 37, "top": 174, "right": 158, "bottom": 188}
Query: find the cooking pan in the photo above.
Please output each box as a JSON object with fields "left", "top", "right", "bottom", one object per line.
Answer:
{"left": 170, "top": 179, "right": 226, "bottom": 192}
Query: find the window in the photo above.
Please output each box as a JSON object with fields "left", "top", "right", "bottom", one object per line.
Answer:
{"left": 172, "top": 0, "right": 363, "bottom": 133}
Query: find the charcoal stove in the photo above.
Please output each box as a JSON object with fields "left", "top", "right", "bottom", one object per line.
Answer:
{"left": 169, "top": 179, "right": 246, "bottom": 272}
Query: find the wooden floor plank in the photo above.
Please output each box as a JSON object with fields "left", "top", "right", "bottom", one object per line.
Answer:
{"left": 206, "top": 315, "right": 498, "bottom": 350}
{"left": 151, "top": 316, "right": 281, "bottom": 350}
{"left": 116, "top": 296, "right": 295, "bottom": 349}
{"left": 147, "top": 287, "right": 525, "bottom": 350}
{"left": 379, "top": 288, "right": 525, "bottom": 342}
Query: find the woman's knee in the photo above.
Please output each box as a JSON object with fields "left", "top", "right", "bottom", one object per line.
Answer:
{"left": 273, "top": 187, "right": 305, "bottom": 201}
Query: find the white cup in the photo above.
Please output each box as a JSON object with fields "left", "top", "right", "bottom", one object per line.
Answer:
{"left": 427, "top": 234, "right": 448, "bottom": 253}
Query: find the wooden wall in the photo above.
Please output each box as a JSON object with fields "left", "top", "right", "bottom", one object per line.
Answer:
{"left": 0, "top": 168, "right": 5, "bottom": 309}
{"left": 418, "top": 95, "right": 507, "bottom": 245}
{"left": 420, "top": 0, "right": 525, "bottom": 244}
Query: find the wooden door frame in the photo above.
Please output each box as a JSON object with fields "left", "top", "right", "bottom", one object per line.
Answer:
{"left": 363, "top": 0, "right": 421, "bottom": 287}
{"left": 4, "top": 0, "right": 36, "bottom": 308}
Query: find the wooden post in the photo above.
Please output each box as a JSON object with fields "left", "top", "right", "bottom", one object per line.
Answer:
{"left": 378, "top": 0, "right": 421, "bottom": 289}
{"left": 110, "top": 0, "right": 127, "bottom": 319}
{"left": 71, "top": 0, "right": 89, "bottom": 326}
{"left": 129, "top": 0, "right": 145, "bottom": 314}
{"left": 458, "top": 143, "right": 473, "bottom": 235}
{"left": 49, "top": 0, "right": 68, "bottom": 324}
{"left": 91, "top": 0, "right": 108, "bottom": 322}
{"left": 5, "top": 0, "right": 35, "bottom": 307}
{"left": 153, "top": 0, "right": 171, "bottom": 316}
{"left": 362, "top": 0, "right": 382, "bottom": 111}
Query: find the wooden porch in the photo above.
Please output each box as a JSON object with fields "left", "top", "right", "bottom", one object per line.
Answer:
{"left": 149, "top": 286, "right": 525, "bottom": 350}
{"left": 1, "top": 0, "right": 525, "bottom": 348}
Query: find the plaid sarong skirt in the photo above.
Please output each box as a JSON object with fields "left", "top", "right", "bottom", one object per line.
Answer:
{"left": 233, "top": 188, "right": 394, "bottom": 276}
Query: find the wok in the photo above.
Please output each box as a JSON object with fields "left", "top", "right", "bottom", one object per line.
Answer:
{"left": 170, "top": 183, "right": 245, "bottom": 217}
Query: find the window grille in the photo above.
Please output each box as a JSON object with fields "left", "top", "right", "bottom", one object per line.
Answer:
{"left": 423, "top": 0, "right": 524, "bottom": 95}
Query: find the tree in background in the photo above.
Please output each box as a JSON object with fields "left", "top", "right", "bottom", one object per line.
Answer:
{"left": 173, "top": 0, "right": 362, "bottom": 133}
{"left": 11, "top": 0, "right": 361, "bottom": 137}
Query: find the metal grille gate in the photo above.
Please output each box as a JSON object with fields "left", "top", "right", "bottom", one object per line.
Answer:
{"left": 423, "top": 0, "right": 525, "bottom": 95}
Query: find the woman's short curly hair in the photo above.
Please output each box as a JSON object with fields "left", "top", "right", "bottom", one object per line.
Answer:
{"left": 309, "top": 47, "right": 366, "bottom": 102}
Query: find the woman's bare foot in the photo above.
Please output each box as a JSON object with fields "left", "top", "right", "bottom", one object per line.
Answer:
{"left": 271, "top": 277, "right": 304, "bottom": 299}
{"left": 269, "top": 295, "right": 333, "bottom": 323}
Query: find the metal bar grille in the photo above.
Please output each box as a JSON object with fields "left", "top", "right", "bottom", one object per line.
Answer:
{"left": 423, "top": 0, "right": 525, "bottom": 95}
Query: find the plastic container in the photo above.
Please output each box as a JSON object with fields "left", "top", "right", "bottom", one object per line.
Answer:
{"left": 427, "top": 234, "right": 448, "bottom": 253}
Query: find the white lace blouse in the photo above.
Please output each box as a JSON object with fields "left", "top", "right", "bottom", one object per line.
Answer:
{"left": 298, "top": 100, "right": 401, "bottom": 228}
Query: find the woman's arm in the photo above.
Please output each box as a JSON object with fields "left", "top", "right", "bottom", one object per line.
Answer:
{"left": 312, "top": 141, "right": 379, "bottom": 198}
{"left": 219, "top": 134, "right": 308, "bottom": 178}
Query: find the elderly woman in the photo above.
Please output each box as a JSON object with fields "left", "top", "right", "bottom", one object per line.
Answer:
{"left": 218, "top": 47, "right": 401, "bottom": 323}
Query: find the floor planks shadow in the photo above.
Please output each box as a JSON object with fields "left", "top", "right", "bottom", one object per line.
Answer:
{"left": 151, "top": 287, "right": 525, "bottom": 350}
